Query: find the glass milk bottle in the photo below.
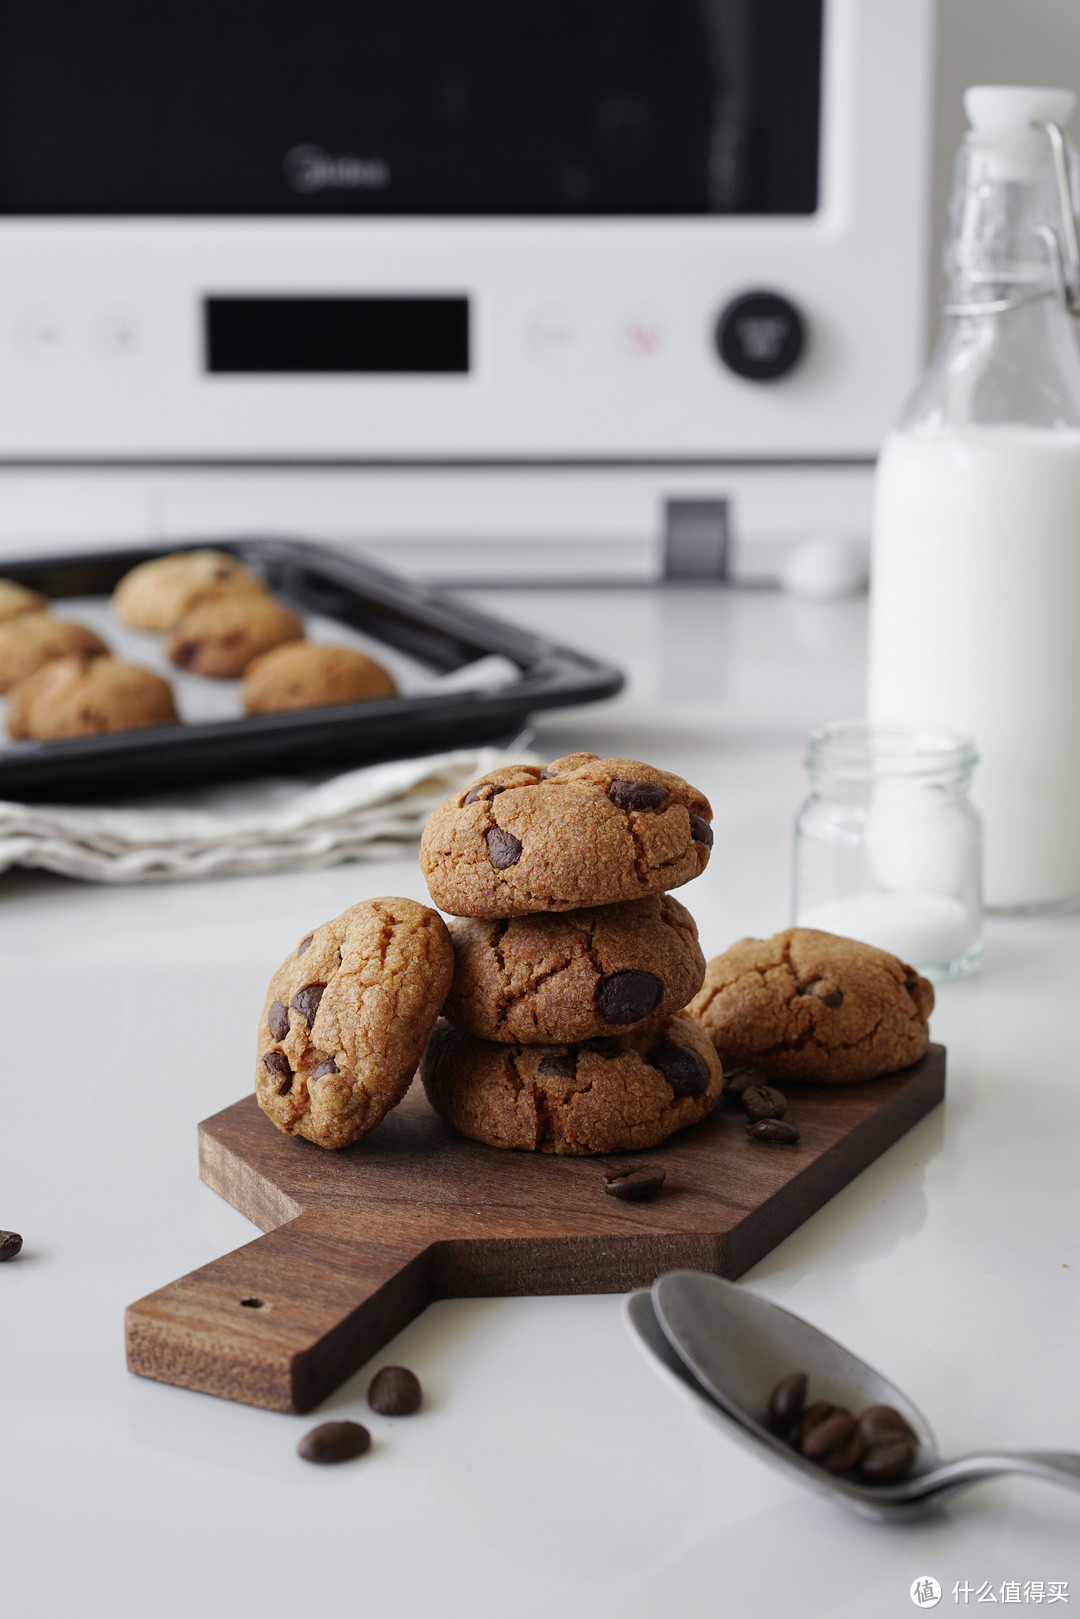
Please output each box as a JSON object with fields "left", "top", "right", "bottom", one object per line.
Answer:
{"left": 868, "top": 86, "right": 1080, "bottom": 912}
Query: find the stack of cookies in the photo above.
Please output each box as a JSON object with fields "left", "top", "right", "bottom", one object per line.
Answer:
{"left": 417, "top": 753, "right": 724, "bottom": 1155}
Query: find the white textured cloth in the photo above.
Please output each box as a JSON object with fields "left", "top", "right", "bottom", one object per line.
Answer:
{"left": 0, "top": 745, "right": 538, "bottom": 884}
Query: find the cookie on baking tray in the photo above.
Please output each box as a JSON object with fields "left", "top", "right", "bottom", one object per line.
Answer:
{"left": 419, "top": 752, "right": 713, "bottom": 918}
{"left": 0, "top": 613, "right": 109, "bottom": 692}
{"left": 256, "top": 897, "right": 454, "bottom": 1150}
{"left": 421, "top": 1012, "right": 722, "bottom": 1155}
{"left": 167, "top": 593, "right": 304, "bottom": 678}
{"left": 442, "top": 894, "right": 706, "bottom": 1044}
{"left": 0, "top": 579, "right": 47, "bottom": 624}
{"left": 241, "top": 642, "right": 397, "bottom": 714}
{"left": 112, "top": 548, "right": 268, "bottom": 632}
{"left": 7, "top": 654, "right": 178, "bottom": 740}
{"left": 687, "top": 927, "right": 935, "bottom": 1085}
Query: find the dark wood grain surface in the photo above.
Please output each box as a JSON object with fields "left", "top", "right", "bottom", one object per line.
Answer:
{"left": 125, "top": 1044, "right": 945, "bottom": 1413}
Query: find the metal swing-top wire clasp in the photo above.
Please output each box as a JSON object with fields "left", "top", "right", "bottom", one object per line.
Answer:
{"left": 941, "top": 118, "right": 1080, "bottom": 319}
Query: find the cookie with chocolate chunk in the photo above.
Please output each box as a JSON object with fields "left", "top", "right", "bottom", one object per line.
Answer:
{"left": 419, "top": 753, "right": 713, "bottom": 917}
{"left": 421, "top": 1012, "right": 722, "bottom": 1154}
{"left": 7, "top": 654, "right": 178, "bottom": 739}
{"left": 241, "top": 642, "right": 396, "bottom": 713}
{"left": 0, "top": 613, "right": 109, "bottom": 692}
{"left": 112, "top": 548, "right": 267, "bottom": 631}
{"left": 168, "top": 594, "right": 304, "bottom": 678}
{"left": 0, "top": 579, "right": 47, "bottom": 624}
{"left": 442, "top": 894, "right": 705, "bottom": 1044}
{"left": 688, "top": 927, "right": 935, "bottom": 1085}
{"left": 255, "top": 897, "right": 454, "bottom": 1150}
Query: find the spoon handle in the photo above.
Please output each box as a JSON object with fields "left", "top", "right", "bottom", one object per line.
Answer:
{"left": 920, "top": 1450, "right": 1080, "bottom": 1498}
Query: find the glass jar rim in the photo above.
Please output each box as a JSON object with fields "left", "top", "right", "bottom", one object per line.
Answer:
{"left": 805, "top": 720, "right": 979, "bottom": 780}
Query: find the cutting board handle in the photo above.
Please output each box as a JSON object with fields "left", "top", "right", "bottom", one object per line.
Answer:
{"left": 125, "top": 1211, "right": 436, "bottom": 1413}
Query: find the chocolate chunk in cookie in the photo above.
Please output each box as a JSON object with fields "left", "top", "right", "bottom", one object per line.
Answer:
{"left": 421, "top": 1012, "right": 722, "bottom": 1155}
{"left": 420, "top": 753, "right": 713, "bottom": 917}
{"left": 688, "top": 927, "right": 935, "bottom": 1085}
{"left": 255, "top": 897, "right": 454, "bottom": 1149}
{"left": 441, "top": 895, "right": 705, "bottom": 1044}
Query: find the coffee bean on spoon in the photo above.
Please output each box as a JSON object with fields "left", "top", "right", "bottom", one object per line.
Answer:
{"left": 741, "top": 1085, "right": 787, "bottom": 1122}
{"left": 767, "top": 1371, "right": 807, "bottom": 1434}
{"left": 858, "top": 1404, "right": 916, "bottom": 1447}
{"left": 860, "top": 1436, "right": 917, "bottom": 1483}
{"left": 799, "top": 1405, "right": 864, "bottom": 1472}
{"left": 745, "top": 1119, "right": 800, "bottom": 1144}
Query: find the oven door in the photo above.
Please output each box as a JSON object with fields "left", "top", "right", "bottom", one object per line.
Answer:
{"left": 0, "top": 0, "right": 821, "bottom": 217}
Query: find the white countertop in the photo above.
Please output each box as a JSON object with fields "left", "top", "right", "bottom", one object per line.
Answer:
{"left": 3, "top": 581, "right": 1078, "bottom": 1618}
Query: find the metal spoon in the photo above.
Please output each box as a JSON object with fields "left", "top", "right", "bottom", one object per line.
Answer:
{"left": 624, "top": 1272, "right": 1080, "bottom": 1523}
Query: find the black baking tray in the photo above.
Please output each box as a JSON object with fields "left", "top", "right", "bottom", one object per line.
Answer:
{"left": 0, "top": 537, "right": 624, "bottom": 802}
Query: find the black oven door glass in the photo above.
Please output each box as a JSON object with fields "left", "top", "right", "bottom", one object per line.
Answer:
{"left": 0, "top": 1, "right": 821, "bottom": 216}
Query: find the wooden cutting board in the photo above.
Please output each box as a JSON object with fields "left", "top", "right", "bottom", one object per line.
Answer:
{"left": 125, "top": 1044, "right": 945, "bottom": 1413}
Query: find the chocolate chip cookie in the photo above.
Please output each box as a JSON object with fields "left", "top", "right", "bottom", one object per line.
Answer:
{"left": 0, "top": 579, "right": 47, "bottom": 624}
{"left": 421, "top": 1012, "right": 722, "bottom": 1154}
{"left": 419, "top": 753, "right": 713, "bottom": 917}
{"left": 442, "top": 894, "right": 705, "bottom": 1044}
{"left": 168, "top": 594, "right": 304, "bottom": 678}
{"left": 0, "top": 613, "right": 109, "bottom": 693}
{"left": 256, "top": 897, "right": 454, "bottom": 1150}
{"left": 7, "top": 654, "right": 178, "bottom": 740}
{"left": 112, "top": 548, "right": 267, "bottom": 631}
{"left": 688, "top": 927, "right": 935, "bottom": 1085}
{"left": 241, "top": 642, "right": 397, "bottom": 714}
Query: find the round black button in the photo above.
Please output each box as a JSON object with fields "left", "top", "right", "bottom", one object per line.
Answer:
{"left": 715, "top": 291, "right": 806, "bottom": 381}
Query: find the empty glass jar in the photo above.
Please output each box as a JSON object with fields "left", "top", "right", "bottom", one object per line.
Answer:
{"left": 792, "top": 721, "right": 983, "bottom": 980}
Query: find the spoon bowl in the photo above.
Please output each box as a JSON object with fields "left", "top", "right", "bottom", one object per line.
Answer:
{"left": 626, "top": 1272, "right": 1080, "bottom": 1522}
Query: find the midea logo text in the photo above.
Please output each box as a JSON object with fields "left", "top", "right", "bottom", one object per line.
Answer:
{"left": 284, "top": 145, "right": 391, "bottom": 193}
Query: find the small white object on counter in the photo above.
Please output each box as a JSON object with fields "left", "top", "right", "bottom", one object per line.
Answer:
{"left": 779, "top": 535, "right": 869, "bottom": 600}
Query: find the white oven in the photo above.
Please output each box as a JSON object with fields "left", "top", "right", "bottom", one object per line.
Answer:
{"left": 0, "top": 0, "right": 936, "bottom": 580}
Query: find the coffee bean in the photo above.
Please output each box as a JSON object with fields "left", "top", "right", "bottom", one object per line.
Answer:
{"left": 297, "top": 933, "right": 314, "bottom": 955}
{"left": 0, "top": 1231, "right": 23, "bottom": 1262}
{"left": 860, "top": 1436, "right": 917, "bottom": 1483}
{"left": 608, "top": 779, "right": 670, "bottom": 813}
{"left": 802, "top": 978, "right": 843, "bottom": 1009}
{"left": 823, "top": 1429, "right": 866, "bottom": 1473}
{"left": 463, "top": 782, "right": 504, "bottom": 806}
{"left": 857, "top": 1404, "right": 916, "bottom": 1448}
{"left": 263, "top": 1050, "right": 293, "bottom": 1095}
{"left": 741, "top": 1085, "right": 788, "bottom": 1122}
{"left": 583, "top": 1036, "right": 622, "bottom": 1057}
{"left": 767, "top": 1371, "right": 807, "bottom": 1434}
{"left": 485, "top": 826, "right": 522, "bottom": 869}
{"left": 745, "top": 1119, "right": 800, "bottom": 1144}
{"left": 297, "top": 1420, "right": 371, "bottom": 1464}
{"left": 290, "top": 982, "right": 325, "bottom": 1024}
{"left": 596, "top": 970, "right": 663, "bottom": 1025}
{"left": 650, "top": 1044, "right": 709, "bottom": 1098}
{"left": 268, "top": 1000, "right": 290, "bottom": 1041}
{"left": 689, "top": 814, "right": 713, "bottom": 847}
{"left": 602, "top": 1164, "right": 666, "bottom": 1201}
{"left": 538, "top": 1051, "right": 577, "bottom": 1079}
{"left": 801, "top": 1406, "right": 857, "bottom": 1464}
{"left": 368, "top": 1366, "right": 422, "bottom": 1416}
{"left": 722, "top": 1066, "right": 767, "bottom": 1103}
{"left": 311, "top": 1054, "right": 339, "bottom": 1079}
{"left": 798, "top": 1401, "right": 836, "bottom": 1447}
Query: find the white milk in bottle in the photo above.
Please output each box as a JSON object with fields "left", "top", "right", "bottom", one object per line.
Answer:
{"left": 868, "top": 87, "right": 1080, "bottom": 911}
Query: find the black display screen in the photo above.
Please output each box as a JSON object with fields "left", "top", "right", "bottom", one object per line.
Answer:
{"left": 0, "top": 2, "right": 821, "bottom": 216}
{"left": 205, "top": 298, "right": 470, "bottom": 373}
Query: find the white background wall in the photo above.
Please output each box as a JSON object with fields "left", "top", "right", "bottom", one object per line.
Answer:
{"left": 931, "top": 0, "right": 1080, "bottom": 321}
